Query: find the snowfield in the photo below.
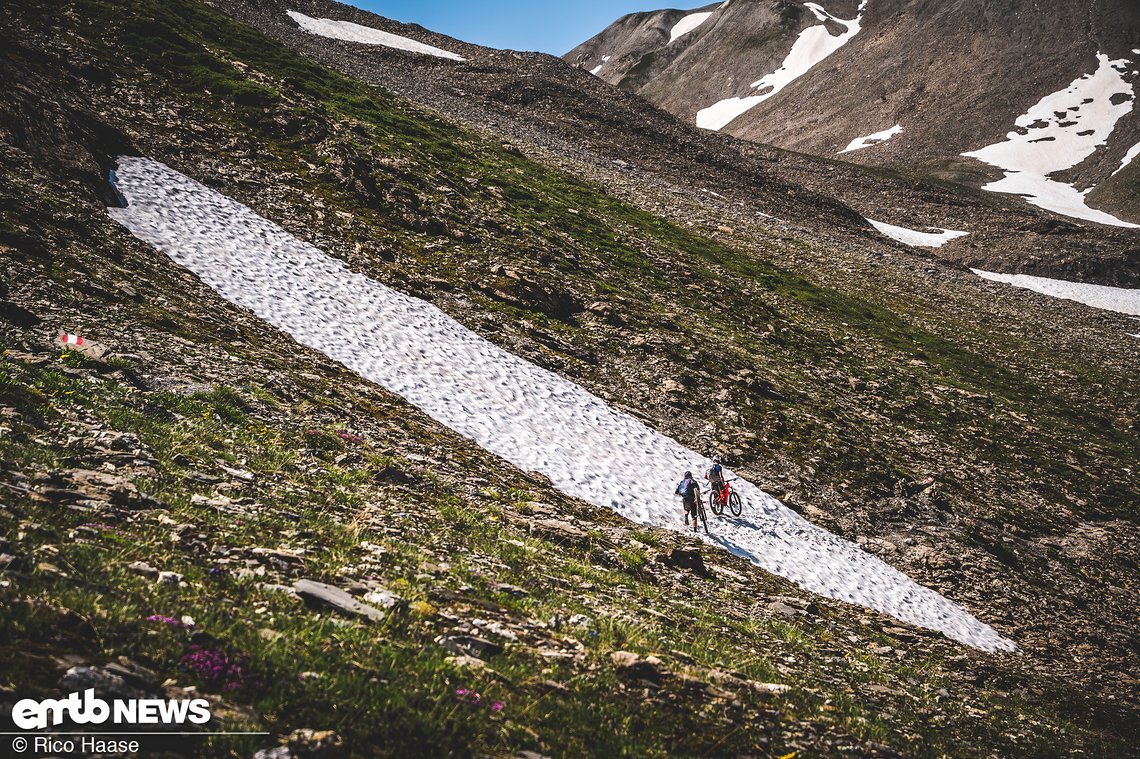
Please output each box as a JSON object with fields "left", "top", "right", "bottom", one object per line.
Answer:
{"left": 286, "top": 10, "right": 465, "bottom": 61}
{"left": 1112, "top": 140, "right": 1140, "bottom": 177}
{"left": 590, "top": 55, "right": 611, "bottom": 76}
{"left": 972, "top": 270, "right": 1140, "bottom": 317}
{"left": 840, "top": 124, "right": 902, "bottom": 154}
{"left": 669, "top": 9, "right": 716, "bottom": 44}
{"left": 107, "top": 156, "right": 1016, "bottom": 653}
{"left": 697, "top": 1, "right": 866, "bottom": 131}
{"left": 961, "top": 53, "right": 1137, "bottom": 228}
{"left": 866, "top": 218, "right": 968, "bottom": 248}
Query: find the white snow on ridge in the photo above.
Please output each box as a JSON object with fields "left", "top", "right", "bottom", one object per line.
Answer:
{"left": 972, "top": 269, "right": 1140, "bottom": 317}
{"left": 840, "top": 124, "right": 902, "bottom": 154}
{"left": 696, "top": 1, "right": 867, "bottom": 131}
{"left": 669, "top": 9, "right": 716, "bottom": 44}
{"left": 590, "top": 55, "right": 612, "bottom": 76}
{"left": 866, "top": 218, "right": 968, "bottom": 248}
{"left": 1111, "top": 140, "right": 1140, "bottom": 177}
{"left": 961, "top": 53, "right": 1137, "bottom": 228}
{"left": 107, "top": 157, "right": 1016, "bottom": 653}
{"left": 286, "top": 10, "right": 465, "bottom": 62}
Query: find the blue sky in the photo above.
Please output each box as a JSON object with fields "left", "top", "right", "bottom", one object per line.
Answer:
{"left": 347, "top": 1, "right": 708, "bottom": 56}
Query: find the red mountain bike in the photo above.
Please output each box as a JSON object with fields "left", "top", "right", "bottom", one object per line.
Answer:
{"left": 709, "top": 478, "right": 743, "bottom": 517}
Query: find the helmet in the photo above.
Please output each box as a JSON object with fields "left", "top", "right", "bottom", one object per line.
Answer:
{"left": 684, "top": 471, "right": 692, "bottom": 478}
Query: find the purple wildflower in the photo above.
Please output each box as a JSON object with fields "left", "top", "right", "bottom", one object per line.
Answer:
{"left": 455, "top": 688, "right": 501, "bottom": 712}
{"left": 180, "top": 646, "right": 258, "bottom": 692}
{"left": 455, "top": 688, "right": 483, "bottom": 705}
{"left": 147, "top": 614, "right": 184, "bottom": 627}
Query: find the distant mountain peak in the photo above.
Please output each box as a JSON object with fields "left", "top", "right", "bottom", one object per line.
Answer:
{"left": 566, "top": 0, "right": 1140, "bottom": 225}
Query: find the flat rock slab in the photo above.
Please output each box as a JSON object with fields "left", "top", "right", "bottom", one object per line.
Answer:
{"left": 531, "top": 519, "right": 588, "bottom": 546}
{"left": 293, "top": 579, "right": 386, "bottom": 622}
{"left": 611, "top": 650, "right": 666, "bottom": 684}
{"left": 437, "top": 634, "right": 503, "bottom": 660}
{"left": 363, "top": 588, "right": 404, "bottom": 610}
{"left": 58, "top": 332, "right": 109, "bottom": 361}
{"left": 768, "top": 600, "right": 802, "bottom": 619}
{"left": 660, "top": 547, "right": 707, "bottom": 574}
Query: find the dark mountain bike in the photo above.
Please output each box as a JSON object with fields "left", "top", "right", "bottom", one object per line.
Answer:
{"left": 693, "top": 496, "right": 709, "bottom": 534}
{"left": 709, "top": 478, "right": 743, "bottom": 517}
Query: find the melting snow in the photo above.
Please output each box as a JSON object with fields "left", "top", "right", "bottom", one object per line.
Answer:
{"left": 1111, "top": 140, "right": 1140, "bottom": 177}
{"left": 866, "top": 218, "right": 968, "bottom": 248}
{"left": 106, "top": 156, "right": 1016, "bottom": 652}
{"left": 840, "top": 124, "right": 903, "bottom": 153}
{"left": 972, "top": 270, "right": 1140, "bottom": 317}
{"left": 696, "top": 1, "right": 866, "bottom": 131}
{"left": 286, "top": 10, "right": 465, "bottom": 61}
{"left": 590, "top": 55, "right": 611, "bottom": 76}
{"left": 961, "top": 53, "right": 1137, "bottom": 228}
{"left": 669, "top": 9, "right": 717, "bottom": 44}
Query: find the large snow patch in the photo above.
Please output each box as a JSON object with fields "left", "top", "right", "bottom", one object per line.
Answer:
{"left": 840, "top": 124, "right": 902, "bottom": 154}
{"left": 287, "top": 10, "right": 464, "bottom": 61}
{"left": 1112, "top": 140, "right": 1140, "bottom": 177}
{"left": 697, "top": 1, "right": 866, "bottom": 131}
{"left": 972, "top": 270, "right": 1140, "bottom": 317}
{"left": 106, "top": 157, "right": 1015, "bottom": 653}
{"left": 961, "top": 53, "right": 1137, "bottom": 228}
{"left": 867, "top": 218, "right": 968, "bottom": 248}
{"left": 669, "top": 9, "right": 717, "bottom": 44}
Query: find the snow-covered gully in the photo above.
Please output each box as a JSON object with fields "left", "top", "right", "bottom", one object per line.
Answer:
{"left": 972, "top": 270, "right": 1140, "bottom": 318}
{"left": 961, "top": 52, "right": 1138, "bottom": 228}
{"left": 108, "top": 157, "right": 1016, "bottom": 653}
{"left": 840, "top": 124, "right": 902, "bottom": 154}
{"left": 866, "top": 218, "right": 968, "bottom": 248}
{"left": 286, "top": 10, "right": 465, "bottom": 61}
{"left": 669, "top": 8, "right": 718, "bottom": 44}
{"left": 696, "top": 1, "right": 867, "bottom": 131}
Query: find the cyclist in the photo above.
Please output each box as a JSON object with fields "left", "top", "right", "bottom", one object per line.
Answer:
{"left": 705, "top": 457, "right": 726, "bottom": 507}
{"left": 675, "top": 470, "right": 701, "bottom": 529}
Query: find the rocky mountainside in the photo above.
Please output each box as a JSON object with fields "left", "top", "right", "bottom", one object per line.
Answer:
{"left": 220, "top": 0, "right": 1140, "bottom": 289}
{"left": 0, "top": 0, "right": 1137, "bottom": 756}
{"left": 568, "top": 0, "right": 1140, "bottom": 227}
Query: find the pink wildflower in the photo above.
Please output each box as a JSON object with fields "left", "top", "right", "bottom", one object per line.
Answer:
{"left": 146, "top": 614, "right": 183, "bottom": 627}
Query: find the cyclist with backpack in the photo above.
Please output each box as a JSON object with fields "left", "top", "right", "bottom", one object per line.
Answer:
{"left": 705, "top": 457, "right": 726, "bottom": 506}
{"left": 675, "top": 470, "right": 702, "bottom": 529}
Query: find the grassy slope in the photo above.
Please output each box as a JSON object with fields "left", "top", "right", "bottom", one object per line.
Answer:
{"left": 0, "top": 0, "right": 1135, "bottom": 755}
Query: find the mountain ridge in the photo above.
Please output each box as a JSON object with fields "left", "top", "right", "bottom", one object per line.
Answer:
{"left": 226, "top": 0, "right": 1140, "bottom": 287}
{"left": 567, "top": 0, "right": 1140, "bottom": 228}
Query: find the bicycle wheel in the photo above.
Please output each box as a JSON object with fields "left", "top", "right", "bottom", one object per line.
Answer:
{"left": 728, "top": 491, "right": 743, "bottom": 517}
{"left": 709, "top": 490, "right": 724, "bottom": 516}
{"left": 697, "top": 501, "right": 709, "bottom": 534}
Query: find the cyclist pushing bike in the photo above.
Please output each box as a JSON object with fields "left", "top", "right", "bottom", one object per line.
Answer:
{"left": 705, "top": 457, "right": 743, "bottom": 517}
{"left": 675, "top": 471, "right": 704, "bottom": 531}
{"left": 705, "top": 457, "right": 726, "bottom": 499}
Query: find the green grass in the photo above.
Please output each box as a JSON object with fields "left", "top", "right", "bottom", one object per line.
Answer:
{"left": 0, "top": 345, "right": 1124, "bottom": 756}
